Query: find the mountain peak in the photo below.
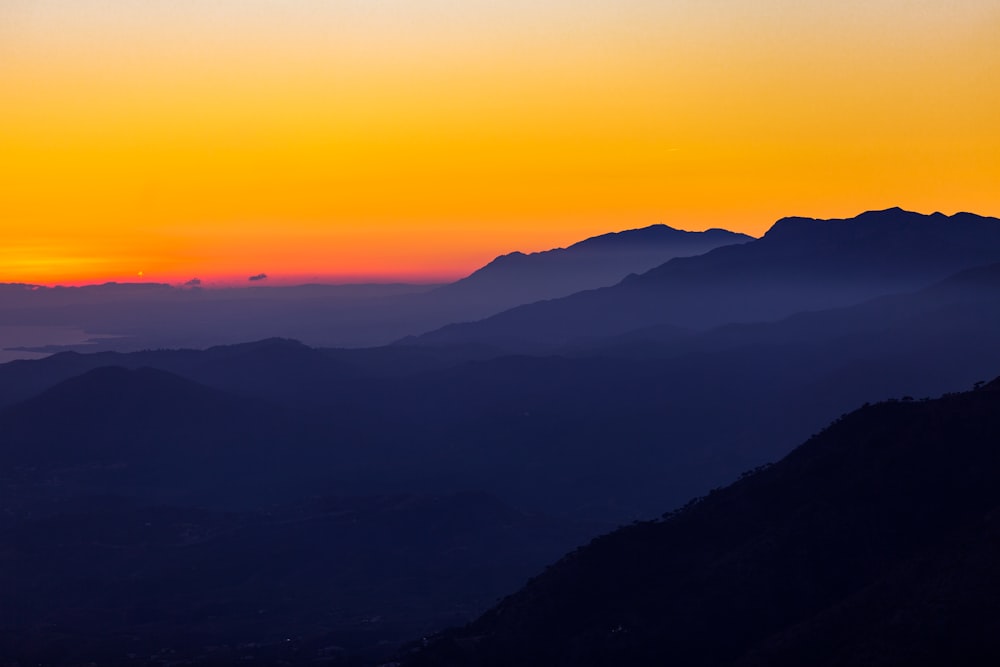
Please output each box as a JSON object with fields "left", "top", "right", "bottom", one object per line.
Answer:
{"left": 32, "top": 365, "right": 215, "bottom": 406}
{"left": 568, "top": 224, "right": 750, "bottom": 251}
{"left": 484, "top": 250, "right": 530, "bottom": 267}
{"left": 433, "top": 223, "right": 751, "bottom": 313}
{"left": 413, "top": 206, "right": 1000, "bottom": 351}
{"left": 854, "top": 206, "right": 948, "bottom": 222}
{"left": 762, "top": 208, "right": 997, "bottom": 244}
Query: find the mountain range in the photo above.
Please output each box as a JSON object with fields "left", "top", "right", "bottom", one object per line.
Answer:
{"left": 409, "top": 208, "right": 1000, "bottom": 351}
{"left": 0, "top": 223, "right": 748, "bottom": 354}
{"left": 3, "top": 207, "right": 1000, "bottom": 665}
{"left": 3, "top": 246, "right": 1000, "bottom": 519}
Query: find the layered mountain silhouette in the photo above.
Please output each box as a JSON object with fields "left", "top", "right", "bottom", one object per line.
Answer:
{"left": 3, "top": 256, "right": 1000, "bottom": 520}
{"left": 431, "top": 224, "right": 751, "bottom": 312}
{"left": 410, "top": 208, "right": 1000, "bottom": 351}
{"left": 0, "top": 337, "right": 398, "bottom": 410}
{"left": 0, "top": 365, "right": 321, "bottom": 507}
{"left": 4, "top": 207, "right": 1000, "bottom": 665}
{"left": 402, "top": 377, "right": 1000, "bottom": 666}
{"left": 0, "top": 225, "right": 748, "bottom": 353}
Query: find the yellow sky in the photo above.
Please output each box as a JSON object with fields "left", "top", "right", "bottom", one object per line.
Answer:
{"left": 2, "top": 1, "right": 998, "bottom": 285}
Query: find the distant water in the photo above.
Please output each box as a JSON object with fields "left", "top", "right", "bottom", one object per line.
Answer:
{"left": 0, "top": 325, "right": 119, "bottom": 364}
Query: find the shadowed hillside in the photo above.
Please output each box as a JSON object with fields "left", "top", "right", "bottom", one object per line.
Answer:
{"left": 0, "top": 365, "right": 325, "bottom": 507}
{"left": 402, "top": 378, "right": 1000, "bottom": 666}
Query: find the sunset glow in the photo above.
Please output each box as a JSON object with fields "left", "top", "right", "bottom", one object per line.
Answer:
{"left": 2, "top": 1, "right": 998, "bottom": 285}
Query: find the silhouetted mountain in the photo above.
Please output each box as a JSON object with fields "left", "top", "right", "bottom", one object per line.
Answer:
{"left": 431, "top": 224, "right": 751, "bottom": 311}
{"left": 0, "top": 338, "right": 361, "bottom": 409}
{"left": 0, "top": 226, "right": 748, "bottom": 354}
{"left": 3, "top": 243, "right": 1000, "bottom": 664}
{"left": 579, "top": 259, "right": 1000, "bottom": 378}
{"left": 0, "top": 337, "right": 509, "bottom": 411}
{"left": 3, "top": 258, "right": 1000, "bottom": 521}
{"left": 403, "top": 377, "right": 1000, "bottom": 666}
{"left": 410, "top": 208, "right": 1000, "bottom": 351}
{"left": 0, "top": 365, "right": 357, "bottom": 508}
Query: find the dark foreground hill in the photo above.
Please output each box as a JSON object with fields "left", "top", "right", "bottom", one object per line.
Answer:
{"left": 403, "top": 377, "right": 1000, "bottom": 666}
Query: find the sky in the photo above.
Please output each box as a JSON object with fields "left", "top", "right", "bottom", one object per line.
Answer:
{"left": 2, "top": 1, "right": 998, "bottom": 285}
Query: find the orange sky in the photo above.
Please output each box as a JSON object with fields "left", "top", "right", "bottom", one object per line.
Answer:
{"left": 2, "top": 1, "right": 998, "bottom": 286}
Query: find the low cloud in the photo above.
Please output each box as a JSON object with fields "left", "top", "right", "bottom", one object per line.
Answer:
{"left": 184, "top": 278, "right": 202, "bottom": 286}
{"left": 248, "top": 273, "right": 268, "bottom": 282}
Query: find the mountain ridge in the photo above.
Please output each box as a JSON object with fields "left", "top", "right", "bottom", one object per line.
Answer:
{"left": 430, "top": 223, "right": 752, "bottom": 310}
{"left": 0, "top": 224, "right": 751, "bottom": 352}
{"left": 409, "top": 208, "right": 1000, "bottom": 351}
{"left": 402, "top": 373, "right": 1000, "bottom": 666}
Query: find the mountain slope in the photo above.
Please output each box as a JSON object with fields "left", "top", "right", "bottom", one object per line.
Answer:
{"left": 430, "top": 224, "right": 751, "bottom": 311}
{"left": 0, "top": 365, "right": 337, "bottom": 507}
{"left": 0, "top": 226, "right": 748, "bottom": 353}
{"left": 3, "top": 261, "right": 1000, "bottom": 520}
{"left": 0, "top": 337, "right": 362, "bottom": 409}
{"left": 410, "top": 208, "right": 1000, "bottom": 351}
{"left": 403, "top": 378, "right": 1000, "bottom": 666}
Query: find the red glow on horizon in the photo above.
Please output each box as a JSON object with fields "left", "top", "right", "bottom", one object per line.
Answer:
{"left": 19, "top": 270, "right": 464, "bottom": 290}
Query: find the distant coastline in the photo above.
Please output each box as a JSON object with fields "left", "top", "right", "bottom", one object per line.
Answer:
{"left": 0, "top": 326, "right": 123, "bottom": 364}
